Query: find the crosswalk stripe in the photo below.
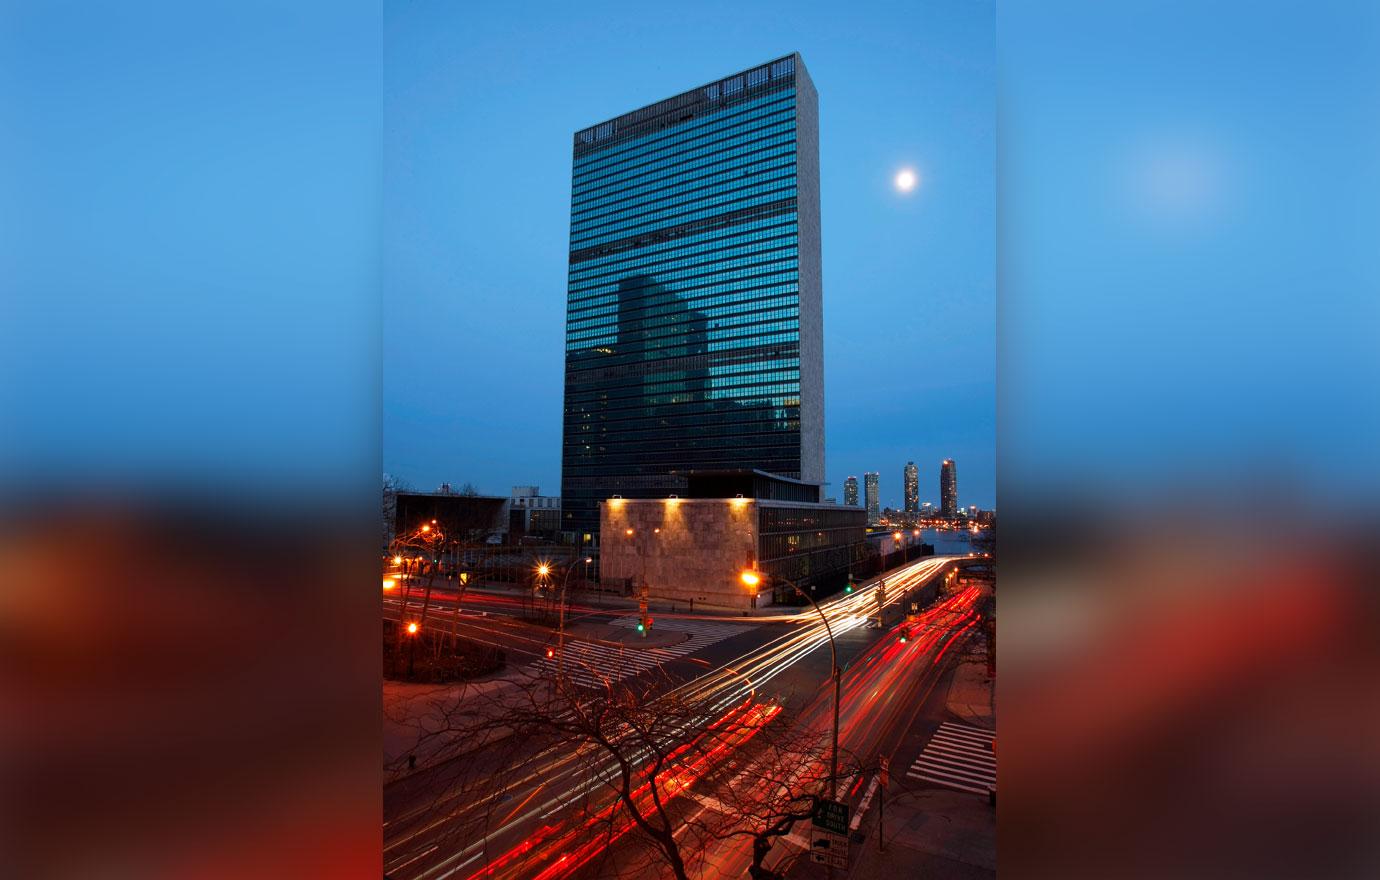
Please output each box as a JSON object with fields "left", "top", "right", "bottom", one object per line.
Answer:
{"left": 928, "top": 738, "right": 994, "bottom": 758}
{"left": 907, "top": 772, "right": 989, "bottom": 795}
{"left": 911, "top": 759, "right": 994, "bottom": 786}
{"left": 908, "top": 761, "right": 993, "bottom": 784}
{"left": 916, "top": 761, "right": 993, "bottom": 783}
{"left": 907, "top": 721, "right": 997, "bottom": 796}
{"left": 927, "top": 750, "right": 993, "bottom": 772}
{"left": 937, "top": 724, "right": 994, "bottom": 742}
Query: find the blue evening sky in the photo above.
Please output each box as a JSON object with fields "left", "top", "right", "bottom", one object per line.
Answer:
{"left": 384, "top": 0, "right": 994, "bottom": 510}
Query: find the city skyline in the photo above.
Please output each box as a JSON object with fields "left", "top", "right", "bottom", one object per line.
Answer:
{"left": 383, "top": 2, "right": 994, "bottom": 511}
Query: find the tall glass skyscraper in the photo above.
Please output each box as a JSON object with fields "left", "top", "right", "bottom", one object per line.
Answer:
{"left": 904, "top": 461, "right": 919, "bottom": 513}
{"left": 864, "top": 472, "right": 880, "bottom": 525}
{"left": 843, "top": 475, "right": 859, "bottom": 507}
{"left": 561, "top": 54, "right": 823, "bottom": 537}
{"left": 940, "top": 459, "right": 958, "bottom": 519}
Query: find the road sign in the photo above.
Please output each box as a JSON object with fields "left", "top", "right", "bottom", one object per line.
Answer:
{"left": 809, "top": 828, "right": 848, "bottom": 869}
{"left": 812, "top": 797, "right": 849, "bottom": 835}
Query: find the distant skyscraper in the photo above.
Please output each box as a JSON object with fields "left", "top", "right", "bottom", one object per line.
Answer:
{"left": 560, "top": 54, "right": 823, "bottom": 537}
{"left": 843, "top": 475, "right": 859, "bottom": 507}
{"left": 940, "top": 459, "right": 958, "bottom": 519}
{"left": 903, "top": 461, "right": 918, "bottom": 514}
{"left": 864, "top": 472, "right": 880, "bottom": 525}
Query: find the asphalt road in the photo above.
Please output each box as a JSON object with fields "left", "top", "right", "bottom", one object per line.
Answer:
{"left": 382, "top": 555, "right": 983, "bottom": 880}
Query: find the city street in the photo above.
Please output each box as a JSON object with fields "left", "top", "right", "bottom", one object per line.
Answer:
{"left": 382, "top": 555, "right": 992, "bottom": 880}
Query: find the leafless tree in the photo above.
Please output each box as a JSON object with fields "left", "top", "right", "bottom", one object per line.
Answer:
{"left": 382, "top": 473, "right": 412, "bottom": 550}
{"left": 387, "top": 665, "right": 854, "bottom": 880}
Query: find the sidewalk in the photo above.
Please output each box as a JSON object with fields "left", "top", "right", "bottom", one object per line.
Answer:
{"left": 785, "top": 637, "right": 995, "bottom": 879}
{"left": 462, "top": 579, "right": 792, "bottom": 619}
{"left": 946, "top": 637, "right": 995, "bottom": 728}
{"left": 383, "top": 672, "right": 526, "bottom": 781}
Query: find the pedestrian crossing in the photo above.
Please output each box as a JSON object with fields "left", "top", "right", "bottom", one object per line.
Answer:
{"left": 528, "top": 618, "right": 750, "bottom": 691}
{"left": 608, "top": 617, "right": 750, "bottom": 655}
{"left": 906, "top": 721, "right": 995, "bottom": 796}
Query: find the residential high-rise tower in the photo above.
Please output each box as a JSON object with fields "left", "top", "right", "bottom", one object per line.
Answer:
{"left": 843, "top": 475, "right": 859, "bottom": 507}
{"left": 864, "top": 471, "right": 880, "bottom": 525}
{"left": 940, "top": 459, "right": 958, "bottom": 519}
{"left": 903, "top": 461, "right": 918, "bottom": 514}
{"left": 560, "top": 54, "right": 823, "bottom": 537}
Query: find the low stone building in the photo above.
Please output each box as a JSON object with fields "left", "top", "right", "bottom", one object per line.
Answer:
{"left": 599, "top": 473, "right": 868, "bottom": 609}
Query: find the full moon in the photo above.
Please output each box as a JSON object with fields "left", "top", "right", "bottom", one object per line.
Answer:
{"left": 894, "top": 168, "right": 918, "bottom": 192}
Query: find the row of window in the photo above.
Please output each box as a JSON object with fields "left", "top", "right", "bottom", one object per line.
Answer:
{"left": 571, "top": 160, "right": 796, "bottom": 240}
{"left": 564, "top": 355, "right": 801, "bottom": 395}
{"left": 564, "top": 398, "right": 800, "bottom": 425}
{"left": 573, "top": 134, "right": 797, "bottom": 216}
{"left": 565, "top": 373, "right": 801, "bottom": 407}
{"left": 567, "top": 270, "right": 799, "bottom": 333}
{"left": 760, "top": 528, "right": 866, "bottom": 559}
{"left": 568, "top": 250, "right": 798, "bottom": 302}
{"left": 571, "top": 124, "right": 798, "bottom": 208}
{"left": 567, "top": 278, "right": 799, "bottom": 341}
{"left": 565, "top": 450, "right": 803, "bottom": 470}
{"left": 567, "top": 293, "right": 798, "bottom": 337}
{"left": 565, "top": 379, "right": 801, "bottom": 409}
{"left": 567, "top": 311, "right": 800, "bottom": 352}
{"left": 572, "top": 184, "right": 799, "bottom": 249}
{"left": 574, "top": 86, "right": 789, "bottom": 174}
{"left": 570, "top": 211, "right": 796, "bottom": 278}
{"left": 569, "top": 230, "right": 794, "bottom": 288}
{"left": 573, "top": 90, "right": 792, "bottom": 179}
{"left": 761, "top": 507, "right": 867, "bottom": 531}
{"left": 572, "top": 150, "right": 796, "bottom": 222}
{"left": 572, "top": 357, "right": 801, "bottom": 390}
{"left": 573, "top": 140, "right": 798, "bottom": 215}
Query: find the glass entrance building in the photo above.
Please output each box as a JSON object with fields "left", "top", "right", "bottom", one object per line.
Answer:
{"left": 561, "top": 54, "right": 824, "bottom": 538}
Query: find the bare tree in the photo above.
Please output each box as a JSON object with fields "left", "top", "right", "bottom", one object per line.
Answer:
{"left": 382, "top": 473, "right": 412, "bottom": 551}
{"left": 387, "top": 664, "right": 854, "bottom": 880}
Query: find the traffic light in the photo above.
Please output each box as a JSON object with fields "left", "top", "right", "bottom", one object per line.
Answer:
{"left": 637, "top": 622, "right": 645, "bottom": 633}
{"left": 899, "top": 628, "right": 910, "bottom": 643}
{"left": 844, "top": 579, "right": 855, "bottom": 594}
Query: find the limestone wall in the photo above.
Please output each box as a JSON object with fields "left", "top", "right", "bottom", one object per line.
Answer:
{"left": 599, "top": 499, "right": 764, "bottom": 609}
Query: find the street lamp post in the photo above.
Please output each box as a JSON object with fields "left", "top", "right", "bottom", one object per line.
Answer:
{"left": 741, "top": 569, "right": 842, "bottom": 799}
{"left": 556, "top": 556, "right": 593, "bottom": 680}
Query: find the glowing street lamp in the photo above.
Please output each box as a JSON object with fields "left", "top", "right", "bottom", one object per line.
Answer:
{"left": 406, "top": 621, "right": 418, "bottom": 635}
{"left": 744, "top": 569, "right": 842, "bottom": 798}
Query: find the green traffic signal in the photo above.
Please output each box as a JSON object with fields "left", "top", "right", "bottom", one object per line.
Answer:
{"left": 637, "top": 623, "right": 645, "bottom": 632}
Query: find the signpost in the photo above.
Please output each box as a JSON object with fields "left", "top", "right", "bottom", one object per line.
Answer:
{"left": 810, "top": 797, "right": 849, "bottom": 869}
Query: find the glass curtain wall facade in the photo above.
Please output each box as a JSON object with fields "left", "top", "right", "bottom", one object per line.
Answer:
{"left": 843, "top": 475, "right": 859, "bottom": 507}
{"left": 904, "top": 461, "right": 918, "bottom": 513}
{"left": 562, "top": 54, "right": 823, "bottom": 537}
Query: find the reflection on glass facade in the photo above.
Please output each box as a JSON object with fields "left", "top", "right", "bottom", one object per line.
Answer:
{"left": 562, "top": 54, "right": 824, "bottom": 536}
